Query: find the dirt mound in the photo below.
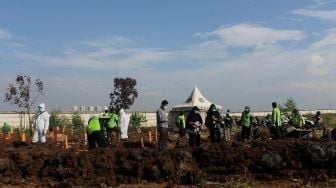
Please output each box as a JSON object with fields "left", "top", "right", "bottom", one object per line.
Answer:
{"left": 253, "top": 127, "right": 272, "bottom": 140}
{"left": 1, "top": 130, "right": 336, "bottom": 187}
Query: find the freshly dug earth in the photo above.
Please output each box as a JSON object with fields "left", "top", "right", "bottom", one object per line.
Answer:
{"left": 0, "top": 129, "right": 336, "bottom": 187}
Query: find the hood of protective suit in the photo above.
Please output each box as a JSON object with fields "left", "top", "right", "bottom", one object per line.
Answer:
{"left": 119, "top": 108, "right": 125, "bottom": 115}
{"left": 38, "top": 103, "right": 46, "bottom": 112}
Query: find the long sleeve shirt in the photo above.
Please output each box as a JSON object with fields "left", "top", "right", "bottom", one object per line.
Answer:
{"left": 272, "top": 107, "right": 282, "bottom": 126}
{"left": 156, "top": 107, "right": 168, "bottom": 128}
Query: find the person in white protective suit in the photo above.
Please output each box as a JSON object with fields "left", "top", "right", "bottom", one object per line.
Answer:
{"left": 32, "top": 103, "right": 50, "bottom": 143}
{"left": 119, "top": 108, "right": 130, "bottom": 139}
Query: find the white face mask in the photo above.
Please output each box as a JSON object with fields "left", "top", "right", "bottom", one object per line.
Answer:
{"left": 163, "top": 105, "right": 168, "bottom": 110}
{"left": 194, "top": 111, "right": 199, "bottom": 114}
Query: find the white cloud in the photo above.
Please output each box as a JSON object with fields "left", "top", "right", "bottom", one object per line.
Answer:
{"left": 16, "top": 44, "right": 171, "bottom": 71}
{"left": 194, "top": 23, "right": 305, "bottom": 47}
{"left": 80, "top": 36, "right": 132, "bottom": 48}
{"left": 0, "top": 29, "right": 11, "bottom": 40}
{"left": 313, "top": 0, "right": 333, "bottom": 5}
{"left": 305, "top": 53, "right": 329, "bottom": 76}
{"left": 310, "top": 28, "right": 336, "bottom": 48}
{"left": 4, "top": 22, "right": 336, "bottom": 111}
{"left": 292, "top": 9, "right": 336, "bottom": 21}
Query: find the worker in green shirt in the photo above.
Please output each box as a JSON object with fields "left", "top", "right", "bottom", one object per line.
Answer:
{"left": 291, "top": 109, "right": 305, "bottom": 128}
{"left": 272, "top": 102, "right": 282, "bottom": 139}
{"left": 87, "top": 115, "right": 106, "bottom": 149}
{"left": 107, "top": 111, "right": 119, "bottom": 141}
{"left": 176, "top": 111, "right": 186, "bottom": 138}
{"left": 241, "top": 106, "right": 253, "bottom": 141}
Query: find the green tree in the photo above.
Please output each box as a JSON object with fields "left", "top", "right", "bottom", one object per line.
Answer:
{"left": 130, "top": 112, "right": 147, "bottom": 133}
{"left": 49, "top": 111, "right": 71, "bottom": 130}
{"left": 109, "top": 77, "right": 138, "bottom": 113}
{"left": 283, "top": 98, "right": 297, "bottom": 112}
{"left": 72, "top": 112, "right": 84, "bottom": 129}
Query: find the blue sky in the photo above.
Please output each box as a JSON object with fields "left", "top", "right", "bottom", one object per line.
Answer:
{"left": 1, "top": 0, "right": 336, "bottom": 112}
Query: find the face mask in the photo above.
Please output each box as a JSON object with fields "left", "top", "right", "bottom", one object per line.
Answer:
{"left": 163, "top": 105, "right": 168, "bottom": 110}
{"left": 212, "top": 109, "right": 216, "bottom": 112}
{"left": 194, "top": 111, "right": 199, "bottom": 114}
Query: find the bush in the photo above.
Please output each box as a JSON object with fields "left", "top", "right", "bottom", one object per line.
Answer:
{"left": 72, "top": 111, "right": 84, "bottom": 129}
{"left": 130, "top": 112, "right": 147, "bottom": 129}
{"left": 49, "top": 111, "right": 70, "bottom": 130}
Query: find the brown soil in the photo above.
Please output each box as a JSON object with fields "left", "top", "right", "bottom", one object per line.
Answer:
{"left": 0, "top": 128, "right": 336, "bottom": 187}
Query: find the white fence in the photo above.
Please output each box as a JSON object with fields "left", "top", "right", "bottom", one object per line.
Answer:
{"left": 1, "top": 109, "right": 335, "bottom": 128}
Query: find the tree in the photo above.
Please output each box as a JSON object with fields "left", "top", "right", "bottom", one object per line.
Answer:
{"left": 71, "top": 111, "right": 84, "bottom": 129}
{"left": 4, "top": 74, "right": 44, "bottom": 135}
{"left": 130, "top": 112, "right": 147, "bottom": 133}
{"left": 283, "top": 97, "right": 297, "bottom": 112}
{"left": 49, "top": 111, "right": 71, "bottom": 130}
{"left": 109, "top": 77, "right": 138, "bottom": 113}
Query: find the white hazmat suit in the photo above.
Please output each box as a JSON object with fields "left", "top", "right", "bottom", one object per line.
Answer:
{"left": 119, "top": 109, "right": 130, "bottom": 139}
{"left": 32, "top": 103, "right": 50, "bottom": 143}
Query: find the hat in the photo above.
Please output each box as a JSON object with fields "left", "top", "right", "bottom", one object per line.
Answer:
{"left": 161, "top": 100, "right": 168, "bottom": 106}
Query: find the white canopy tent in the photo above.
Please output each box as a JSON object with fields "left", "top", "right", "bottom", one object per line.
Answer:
{"left": 173, "top": 86, "right": 222, "bottom": 111}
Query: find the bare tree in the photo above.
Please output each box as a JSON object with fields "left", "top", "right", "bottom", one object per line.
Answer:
{"left": 4, "top": 74, "right": 44, "bottom": 135}
{"left": 109, "top": 77, "right": 138, "bottom": 113}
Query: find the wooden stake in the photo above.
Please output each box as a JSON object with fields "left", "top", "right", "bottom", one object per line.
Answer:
{"left": 22, "top": 132, "right": 26, "bottom": 142}
{"left": 149, "top": 131, "right": 152, "bottom": 143}
{"left": 64, "top": 135, "right": 68, "bottom": 149}
{"left": 328, "top": 128, "right": 332, "bottom": 141}
{"left": 141, "top": 137, "right": 144, "bottom": 148}
{"left": 71, "top": 126, "right": 73, "bottom": 136}
{"left": 62, "top": 127, "right": 65, "bottom": 134}
{"left": 10, "top": 127, "right": 13, "bottom": 134}
{"left": 84, "top": 134, "right": 87, "bottom": 145}
{"left": 50, "top": 131, "right": 54, "bottom": 140}
{"left": 84, "top": 125, "right": 87, "bottom": 145}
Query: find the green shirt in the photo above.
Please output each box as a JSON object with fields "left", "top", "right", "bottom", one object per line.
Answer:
{"left": 272, "top": 107, "right": 282, "bottom": 126}
{"left": 241, "top": 112, "right": 252, "bottom": 127}
{"left": 292, "top": 114, "right": 305, "bottom": 127}
{"left": 108, "top": 113, "right": 119, "bottom": 128}
{"left": 87, "top": 116, "right": 101, "bottom": 135}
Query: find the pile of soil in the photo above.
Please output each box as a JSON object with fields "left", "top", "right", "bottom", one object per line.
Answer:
{"left": 0, "top": 129, "right": 336, "bottom": 187}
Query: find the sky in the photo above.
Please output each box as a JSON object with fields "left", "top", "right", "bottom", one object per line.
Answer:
{"left": 1, "top": 0, "right": 336, "bottom": 112}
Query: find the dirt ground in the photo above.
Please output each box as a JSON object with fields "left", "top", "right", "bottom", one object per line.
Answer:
{"left": 0, "top": 127, "right": 336, "bottom": 187}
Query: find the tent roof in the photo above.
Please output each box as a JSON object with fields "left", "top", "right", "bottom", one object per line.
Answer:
{"left": 173, "top": 86, "right": 222, "bottom": 110}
